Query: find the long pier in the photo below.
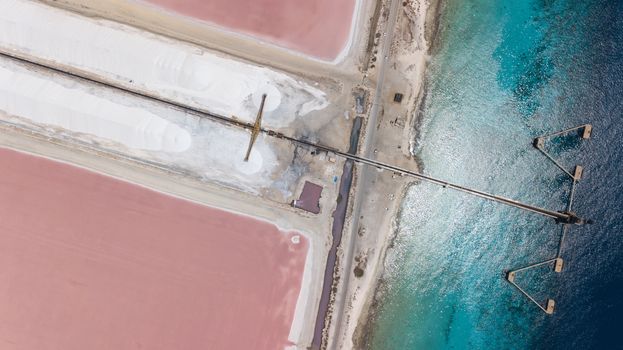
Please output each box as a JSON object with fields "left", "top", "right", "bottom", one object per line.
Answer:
{"left": 0, "top": 50, "right": 587, "bottom": 225}
{"left": 267, "top": 130, "right": 584, "bottom": 223}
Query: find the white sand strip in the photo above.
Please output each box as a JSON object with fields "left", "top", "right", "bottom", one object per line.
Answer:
{"left": 288, "top": 234, "right": 314, "bottom": 344}
{"left": 0, "top": 65, "right": 191, "bottom": 153}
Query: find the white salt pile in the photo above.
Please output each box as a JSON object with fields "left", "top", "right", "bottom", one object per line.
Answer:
{"left": 0, "top": 63, "right": 191, "bottom": 153}
{"left": 0, "top": 0, "right": 329, "bottom": 129}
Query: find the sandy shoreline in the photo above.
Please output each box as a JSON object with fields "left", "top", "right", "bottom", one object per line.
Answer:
{"left": 357, "top": 0, "right": 444, "bottom": 344}
{"left": 332, "top": 0, "right": 445, "bottom": 348}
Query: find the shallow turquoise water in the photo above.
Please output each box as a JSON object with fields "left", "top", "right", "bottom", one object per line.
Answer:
{"left": 369, "top": 0, "right": 622, "bottom": 349}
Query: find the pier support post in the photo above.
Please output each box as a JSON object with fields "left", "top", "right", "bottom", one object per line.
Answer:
{"left": 533, "top": 137, "right": 544, "bottom": 149}
{"left": 554, "top": 258, "right": 564, "bottom": 273}
{"left": 574, "top": 165, "right": 583, "bottom": 181}
{"left": 546, "top": 299, "right": 556, "bottom": 314}
{"left": 582, "top": 124, "right": 592, "bottom": 139}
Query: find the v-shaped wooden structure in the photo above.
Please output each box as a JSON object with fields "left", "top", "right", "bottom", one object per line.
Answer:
{"left": 244, "top": 93, "right": 267, "bottom": 162}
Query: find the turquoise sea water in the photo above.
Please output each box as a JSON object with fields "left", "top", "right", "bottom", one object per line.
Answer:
{"left": 369, "top": 0, "right": 622, "bottom": 349}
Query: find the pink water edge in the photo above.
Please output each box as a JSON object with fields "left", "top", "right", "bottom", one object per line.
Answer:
{"left": 0, "top": 148, "right": 309, "bottom": 349}
{"left": 141, "top": 0, "right": 356, "bottom": 61}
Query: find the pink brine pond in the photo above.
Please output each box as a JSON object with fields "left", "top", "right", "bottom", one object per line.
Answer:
{"left": 141, "top": 0, "right": 356, "bottom": 60}
{"left": 0, "top": 147, "right": 309, "bottom": 350}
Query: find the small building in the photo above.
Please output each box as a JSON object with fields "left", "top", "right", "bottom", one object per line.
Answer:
{"left": 393, "top": 92, "right": 403, "bottom": 103}
{"left": 293, "top": 181, "right": 323, "bottom": 214}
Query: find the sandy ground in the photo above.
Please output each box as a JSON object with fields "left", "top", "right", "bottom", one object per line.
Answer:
{"left": 0, "top": 147, "right": 308, "bottom": 349}
{"left": 321, "top": 1, "right": 439, "bottom": 348}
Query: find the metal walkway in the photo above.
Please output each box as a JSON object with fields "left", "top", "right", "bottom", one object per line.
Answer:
{"left": 0, "top": 50, "right": 589, "bottom": 225}
{"left": 506, "top": 124, "right": 592, "bottom": 314}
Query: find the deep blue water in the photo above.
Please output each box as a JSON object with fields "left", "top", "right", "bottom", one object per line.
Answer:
{"left": 369, "top": 0, "right": 622, "bottom": 349}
